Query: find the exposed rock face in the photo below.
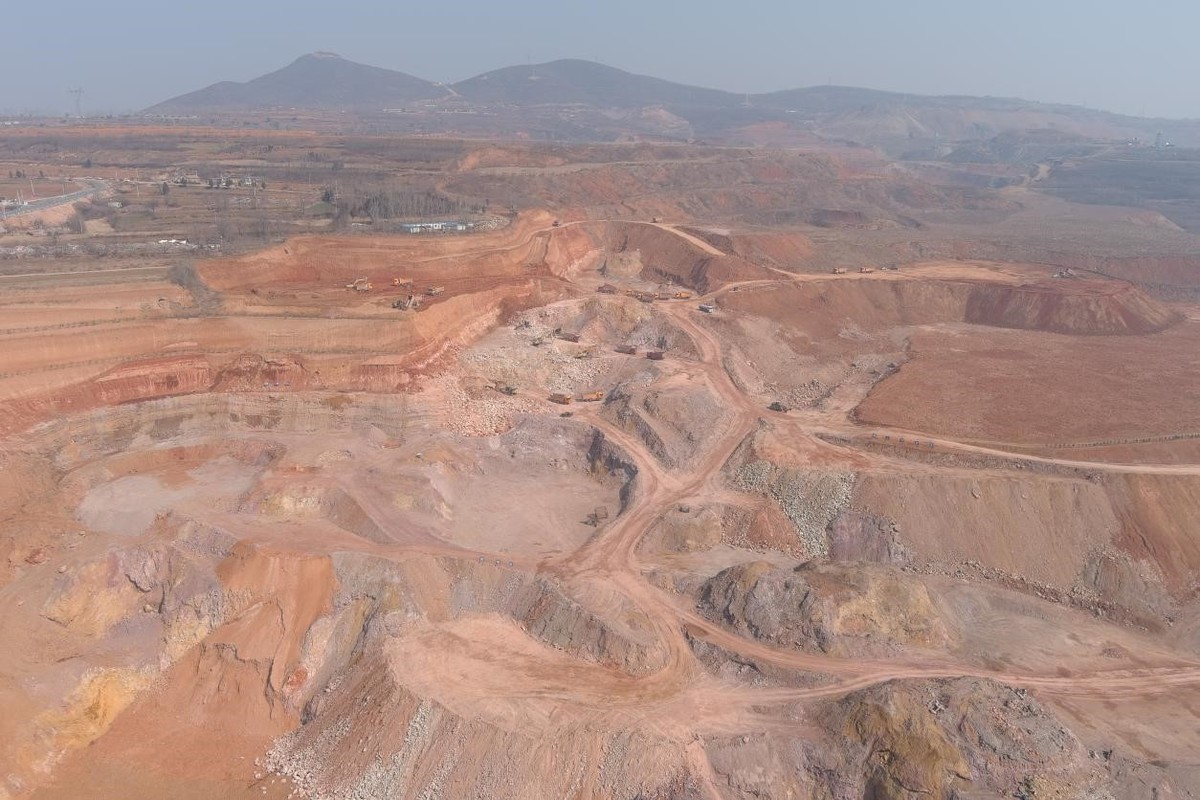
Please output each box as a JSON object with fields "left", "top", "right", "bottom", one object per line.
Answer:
{"left": 729, "top": 460, "right": 856, "bottom": 558}
{"left": 588, "top": 428, "right": 640, "bottom": 513}
{"left": 827, "top": 511, "right": 908, "bottom": 564}
{"left": 820, "top": 678, "right": 1106, "bottom": 800}
{"left": 697, "top": 561, "right": 950, "bottom": 656}
{"left": 701, "top": 676, "right": 1113, "bottom": 799}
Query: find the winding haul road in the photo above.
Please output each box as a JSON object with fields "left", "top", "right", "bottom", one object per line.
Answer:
{"left": 515, "top": 216, "right": 1200, "bottom": 790}
{"left": 20, "top": 212, "right": 1197, "bottom": 788}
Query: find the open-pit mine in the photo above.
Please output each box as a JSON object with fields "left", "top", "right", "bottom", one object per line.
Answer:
{"left": 4, "top": 130, "right": 1200, "bottom": 800}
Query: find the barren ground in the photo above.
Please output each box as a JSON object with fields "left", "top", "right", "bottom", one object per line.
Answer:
{"left": 2, "top": 134, "right": 1200, "bottom": 800}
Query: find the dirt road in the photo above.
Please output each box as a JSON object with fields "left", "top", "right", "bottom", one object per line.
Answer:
{"left": 542, "top": 254, "right": 1200, "bottom": 773}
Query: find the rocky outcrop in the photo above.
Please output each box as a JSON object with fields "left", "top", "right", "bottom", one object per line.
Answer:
{"left": 587, "top": 428, "right": 639, "bottom": 514}
{"left": 819, "top": 678, "right": 1104, "bottom": 799}
{"left": 697, "top": 561, "right": 950, "bottom": 656}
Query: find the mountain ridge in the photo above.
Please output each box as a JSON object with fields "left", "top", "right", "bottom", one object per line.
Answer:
{"left": 144, "top": 53, "right": 1200, "bottom": 149}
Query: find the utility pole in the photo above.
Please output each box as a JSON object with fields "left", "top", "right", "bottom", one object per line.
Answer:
{"left": 67, "top": 88, "right": 84, "bottom": 117}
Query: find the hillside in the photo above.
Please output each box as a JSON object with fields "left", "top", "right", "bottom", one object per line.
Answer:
{"left": 452, "top": 58, "right": 740, "bottom": 108}
{"left": 146, "top": 52, "right": 445, "bottom": 112}
{"left": 144, "top": 53, "right": 1200, "bottom": 150}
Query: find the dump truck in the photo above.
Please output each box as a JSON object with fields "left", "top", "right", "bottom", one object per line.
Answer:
{"left": 646, "top": 351, "right": 665, "bottom": 361}
{"left": 597, "top": 284, "right": 619, "bottom": 294}
{"left": 425, "top": 286, "right": 445, "bottom": 296}
{"left": 698, "top": 303, "right": 716, "bottom": 314}
{"left": 832, "top": 267, "right": 848, "bottom": 275}
{"left": 346, "top": 277, "right": 372, "bottom": 291}
{"left": 859, "top": 267, "right": 875, "bottom": 274}
{"left": 576, "top": 390, "right": 605, "bottom": 402}
{"left": 616, "top": 344, "right": 637, "bottom": 355}
{"left": 555, "top": 331, "right": 581, "bottom": 343}
{"left": 634, "top": 291, "right": 657, "bottom": 304}
{"left": 548, "top": 393, "right": 573, "bottom": 405}
{"left": 392, "top": 277, "right": 413, "bottom": 287}
{"left": 672, "top": 290, "right": 693, "bottom": 300}
{"left": 768, "top": 401, "right": 789, "bottom": 413}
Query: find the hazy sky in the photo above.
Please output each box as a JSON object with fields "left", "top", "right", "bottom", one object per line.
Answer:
{"left": 4, "top": 0, "right": 1197, "bottom": 118}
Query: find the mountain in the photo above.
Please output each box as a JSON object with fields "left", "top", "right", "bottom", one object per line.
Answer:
{"left": 451, "top": 59, "right": 739, "bottom": 108}
{"left": 146, "top": 52, "right": 445, "bottom": 112}
{"left": 143, "top": 53, "right": 1200, "bottom": 151}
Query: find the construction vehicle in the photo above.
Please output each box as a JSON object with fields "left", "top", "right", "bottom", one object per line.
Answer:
{"left": 585, "top": 506, "right": 610, "bottom": 526}
{"left": 698, "top": 303, "right": 716, "bottom": 314}
{"left": 634, "top": 291, "right": 657, "bottom": 304}
{"left": 346, "top": 277, "right": 372, "bottom": 291}
{"left": 832, "top": 267, "right": 848, "bottom": 275}
{"left": 392, "top": 277, "right": 413, "bottom": 287}
{"left": 549, "top": 393, "right": 573, "bottom": 405}
{"left": 576, "top": 390, "right": 605, "bottom": 402}
{"left": 552, "top": 219, "right": 562, "bottom": 228}
{"left": 425, "top": 286, "right": 444, "bottom": 296}
{"left": 646, "top": 351, "right": 665, "bottom": 361}
{"left": 768, "top": 401, "right": 789, "bottom": 413}
{"left": 616, "top": 344, "right": 637, "bottom": 355}
{"left": 574, "top": 347, "right": 596, "bottom": 360}
{"left": 597, "top": 284, "right": 619, "bottom": 294}
{"left": 392, "top": 294, "right": 423, "bottom": 310}
{"left": 672, "top": 290, "right": 693, "bottom": 300}
{"left": 859, "top": 267, "right": 875, "bottom": 274}
{"left": 490, "top": 380, "right": 517, "bottom": 396}
{"left": 555, "top": 330, "right": 581, "bottom": 343}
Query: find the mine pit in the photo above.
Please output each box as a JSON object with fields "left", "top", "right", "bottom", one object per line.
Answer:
{"left": 4, "top": 145, "right": 1200, "bottom": 799}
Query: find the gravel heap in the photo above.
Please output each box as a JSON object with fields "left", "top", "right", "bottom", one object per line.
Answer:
{"left": 732, "top": 460, "right": 855, "bottom": 557}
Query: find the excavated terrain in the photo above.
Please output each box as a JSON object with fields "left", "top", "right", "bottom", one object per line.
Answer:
{"left": 4, "top": 192, "right": 1200, "bottom": 800}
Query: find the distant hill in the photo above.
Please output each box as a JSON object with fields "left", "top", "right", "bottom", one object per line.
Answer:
{"left": 144, "top": 53, "right": 1200, "bottom": 151}
{"left": 146, "top": 52, "right": 445, "bottom": 112}
{"left": 749, "top": 86, "right": 1200, "bottom": 153}
{"left": 451, "top": 59, "right": 739, "bottom": 108}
